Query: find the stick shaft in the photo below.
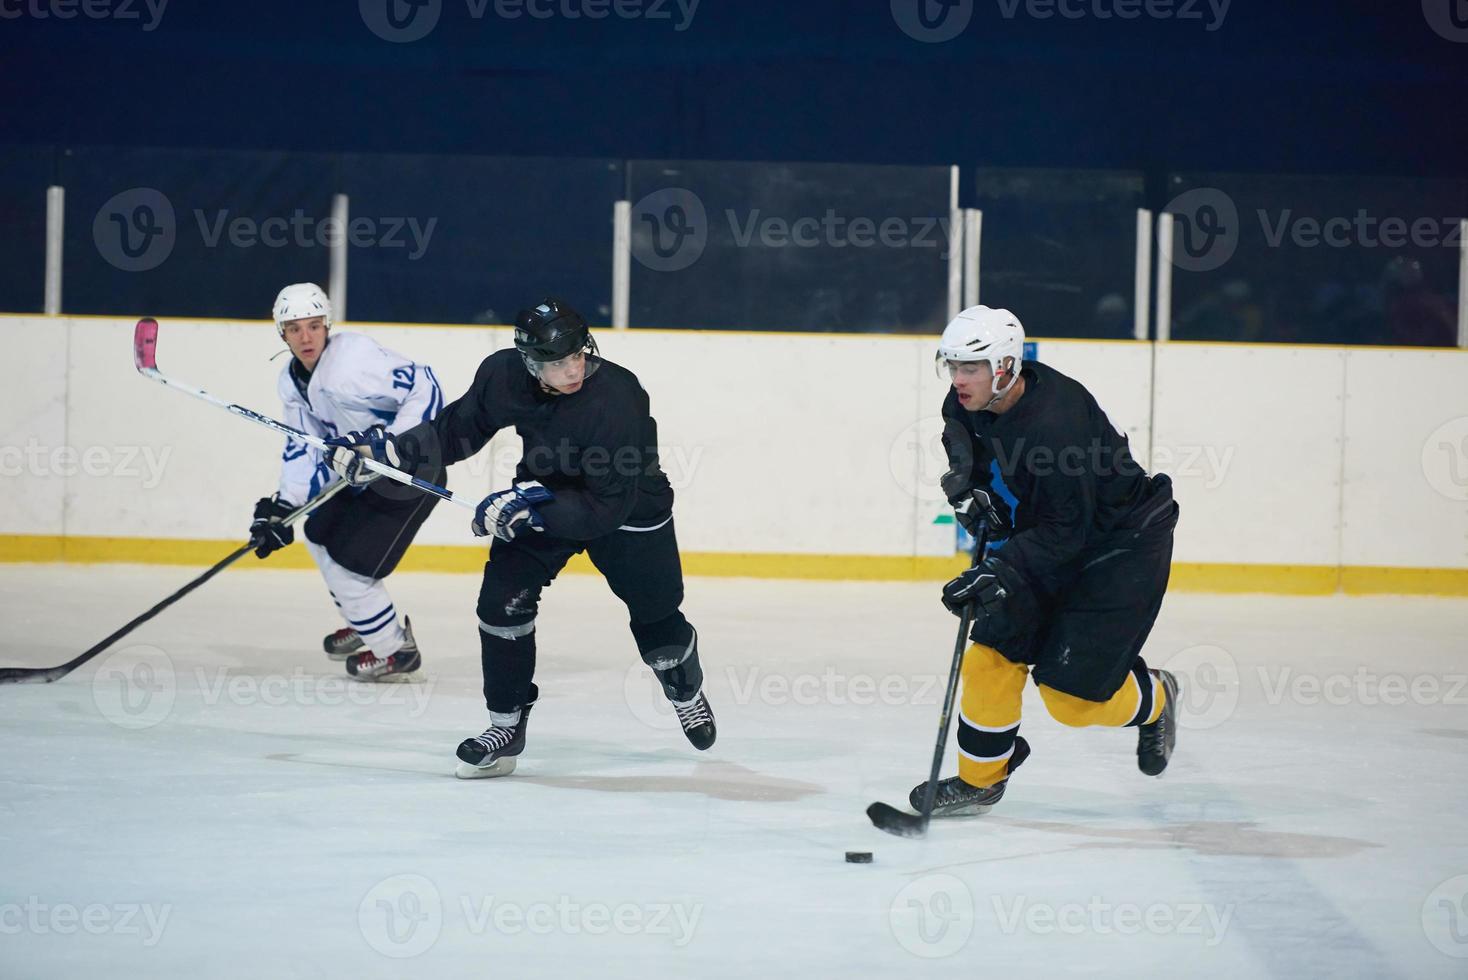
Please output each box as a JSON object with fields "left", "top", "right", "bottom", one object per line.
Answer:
{"left": 0, "top": 481, "right": 346, "bottom": 684}
{"left": 914, "top": 524, "right": 990, "bottom": 828}
{"left": 132, "top": 318, "right": 471, "bottom": 510}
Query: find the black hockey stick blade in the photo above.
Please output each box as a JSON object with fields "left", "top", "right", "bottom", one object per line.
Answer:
{"left": 866, "top": 801, "right": 929, "bottom": 839}
{"left": 0, "top": 665, "right": 70, "bottom": 684}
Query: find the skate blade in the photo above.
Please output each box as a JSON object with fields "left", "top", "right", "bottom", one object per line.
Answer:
{"left": 931, "top": 801, "right": 996, "bottom": 818}
{"left": 349, "top": 670, "right": 422, "bottom": 684}
{"left": 455, "top": 757, "right": 517, "bottom": 780}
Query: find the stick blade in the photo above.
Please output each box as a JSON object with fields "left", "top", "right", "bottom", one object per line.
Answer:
{"left": 133, "top": 317, "right": 159, "bottom": 371}
{"left": 866, "top": 801, "right": 928, "bottom": 839}
{"left": 0, "top": 666, "right": 63, "bottom": 685}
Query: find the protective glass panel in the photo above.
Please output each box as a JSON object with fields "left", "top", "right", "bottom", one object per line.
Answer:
{"left": 974, "top": 169, "right": 1145, "bottom": 340}
{"left": 1166, "top": 174, "right": 1466, "bottom": 346}
{"left": 60, "top": 146, "right": 337, "bottom": 319}
{"left": 343, "top": 154, "right": 622, "bottom": 326}
{"left": 627, "top": 159, "right": 953, "bottom": 332}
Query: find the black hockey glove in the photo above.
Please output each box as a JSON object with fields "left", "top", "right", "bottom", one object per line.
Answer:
{"left": 940, "top": 464, "right": 1013, "bottom": 542}
{"left": 953, "top": 487, "right": 1013, "bottom": 543}
{"left": 942, "top": 555, "right": 1036, "bottom": 643}
{"left": 249, "top": 494, "right": 295, "bottom": 558}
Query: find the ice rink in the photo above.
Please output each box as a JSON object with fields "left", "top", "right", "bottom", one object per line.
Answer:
{"left": 2, "top": 562, "right": 1467, "bottom": 978}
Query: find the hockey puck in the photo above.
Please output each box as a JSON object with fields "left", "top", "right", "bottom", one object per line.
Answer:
{"left": 845, "top": 851, "right": 873, "bottom": 864}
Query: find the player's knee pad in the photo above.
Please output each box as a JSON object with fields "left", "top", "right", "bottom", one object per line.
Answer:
{"left": 1037, "top": 683, "right": 1113, "bottom": 728}
{"left": 475, "top": 579, "right": 539, "bottom": 638}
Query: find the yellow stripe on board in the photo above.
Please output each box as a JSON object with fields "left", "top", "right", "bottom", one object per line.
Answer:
{"left": 1, "top": 535, "right": 1466, "bottom": 595}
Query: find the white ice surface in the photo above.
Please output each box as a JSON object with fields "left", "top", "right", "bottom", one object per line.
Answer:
{"left": 2, "top": 564, "right": 1467, "bottom": 979}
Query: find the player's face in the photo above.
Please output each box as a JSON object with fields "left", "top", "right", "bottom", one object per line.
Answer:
{"left": 283, "top": 317, "right": 328, "bottom": 369}
{"left": 539, "top": 352, "right": 587, "bottom": 394}
{"left": 947, "top": 359, "right": 995, "bottom": 409}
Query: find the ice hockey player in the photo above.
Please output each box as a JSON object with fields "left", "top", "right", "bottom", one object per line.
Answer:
{"left": 246, "top": 282, "right": 446, "bottom": 680}
{"left": 341, "top": 297, "right": 714, "bottom": 776}
{"left": 916, "top": 305, "right": 1182, "bottom": 816}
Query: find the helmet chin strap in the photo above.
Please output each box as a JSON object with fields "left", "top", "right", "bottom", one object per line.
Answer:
{"left": 980, "top": 360, "right": 1018, "bottom": 410}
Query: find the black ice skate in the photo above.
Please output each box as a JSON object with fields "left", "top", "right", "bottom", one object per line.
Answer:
{"left": 910, "top": 736, "right": 1031, "bottom": 818}
{"left": 455, "top": 690, "right": 537, "bottom": 779}
{"left": 344, "top": 617, "right": 420, "bottom": 681}
{"left": 672, "top": 690, "right": 717, "bottom": 750}
{"left": 1137, "top": 669, "right": 1181, "bottom": 776}
{"left": 322, "top": 627, "right": 364, "bottom": 660}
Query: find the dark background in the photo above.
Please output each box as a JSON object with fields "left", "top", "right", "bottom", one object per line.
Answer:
{"left": 1, "top": 1, "right": 1463, "bottom": 339}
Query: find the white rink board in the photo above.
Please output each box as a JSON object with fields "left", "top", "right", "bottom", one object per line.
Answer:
{"left": 5, "top": 315, "right": 1468, "bottom": 574}
{"left": 1342, "top": 349, "right": 1468, "bottom": 569}
{"left": 1153, "top": 345, "right": 1346, "bottom": 566}
{"left": 0, "top": 318, "right": 68, "bottom": 537}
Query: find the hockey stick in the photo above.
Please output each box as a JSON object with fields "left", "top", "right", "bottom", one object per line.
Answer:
{"left": 132, "top": 318, "right": 475, "bottom": 511}
{"left": 866, "top": 522, "right": 990, "bottom": 838}
{"left": 0, "top": 481, "right": 347, "bottom": 685}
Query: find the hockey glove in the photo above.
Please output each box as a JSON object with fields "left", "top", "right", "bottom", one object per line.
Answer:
{"left": 953, "top": 487, "right": 1014, "bottom": 543}
{"left": 324, "top": 425, "right": 399, "bottom": 488}
{"left": 249, "top": 494, "right": 295, "bottom": 558}
{"left": 472, "top": 481, "right": 556, "bottom": 542}
{"left": 940, "top": 464, "right": 1013, "bottom": 543}
{"left": 942, "top": 554, "right": 1037, "bottom": 638}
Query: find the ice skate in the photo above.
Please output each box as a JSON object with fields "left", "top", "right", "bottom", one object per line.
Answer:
{"left": 456, "top": 693, "right": 536, "bottom": 779}
{"left": 910, "top": 736, "right": 1030, "bottom": 817}
{"left": 1137, "top": 669, "right": 1180, "bottom": 776}
{"left": 345, "top": 616, "right": 420, "bottom": 681}
{"left": 322, "top": 626, "right": 364, "bottom": 660}
{"left": 672, "top": 690, "right": 716, "bottom": 751}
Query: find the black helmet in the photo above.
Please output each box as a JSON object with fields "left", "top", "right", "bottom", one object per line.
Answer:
{"left": 514, "top": 298, "right": 596, "bottom": 363}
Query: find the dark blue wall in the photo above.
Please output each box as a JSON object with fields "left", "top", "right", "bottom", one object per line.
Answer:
{"left": 2, "top": 1, "right": 1463, "bottom": 180}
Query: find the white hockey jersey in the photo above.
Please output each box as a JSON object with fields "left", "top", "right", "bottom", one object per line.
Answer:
{"left": 276, "top": 331, "right": 444, "bottom": 506}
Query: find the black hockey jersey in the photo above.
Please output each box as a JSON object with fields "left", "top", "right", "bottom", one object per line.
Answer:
{"left": 398, "top": 350, "right": 674, "bottom": 541}
{"left": 941, "top": 360, "right": 1177, "bottom": 593}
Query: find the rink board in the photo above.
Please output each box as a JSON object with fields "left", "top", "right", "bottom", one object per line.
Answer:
{"left": 1, "top": 316, "right": 1466, "bottom": 592}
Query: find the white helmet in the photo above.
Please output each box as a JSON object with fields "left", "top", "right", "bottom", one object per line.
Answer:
{"left": 272, "top": 283, "right": 332, "bottom": 337}
{"left": 935, "top": 305, "right": 1025, "bottom": 407}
